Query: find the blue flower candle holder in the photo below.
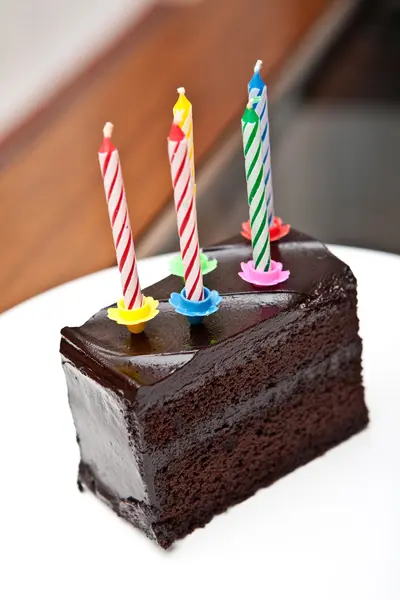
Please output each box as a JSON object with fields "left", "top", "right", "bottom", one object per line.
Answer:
{"left": 169, "top": 287, "right": 222, "bottom": 325}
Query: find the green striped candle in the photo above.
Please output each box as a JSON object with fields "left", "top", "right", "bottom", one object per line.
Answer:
{"left": 241, "top": 100, "right": 271, "bottom": 271}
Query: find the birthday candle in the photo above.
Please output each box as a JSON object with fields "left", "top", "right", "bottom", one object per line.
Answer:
{"left": 168, "top": 119, "right": 203, "bottom": 301}
{"left": 248, "top": 59, "right": 274, "bottom": 227}
{"left": 242, "top": 101, "right": 271, "bottom": 271}
{"left": 98, "top": 123, "right": 143, "bottom": 310}
{"left": 173, "top": 87, "right": 195, "bottom": 182}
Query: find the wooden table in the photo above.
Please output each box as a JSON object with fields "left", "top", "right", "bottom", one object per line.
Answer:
{"left": 0, "top": 0, "right": 335, "bottom": 312}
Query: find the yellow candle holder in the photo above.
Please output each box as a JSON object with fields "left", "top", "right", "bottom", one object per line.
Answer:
{"left": 107, "top": 296, "right": 159, "bottom": 334}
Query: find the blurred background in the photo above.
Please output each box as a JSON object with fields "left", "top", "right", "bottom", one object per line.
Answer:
{"left": 0, "top": 0, "right": 399, "bottom": 313}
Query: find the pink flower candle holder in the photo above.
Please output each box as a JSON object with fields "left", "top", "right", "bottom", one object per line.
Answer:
{"left": 239, "top": 260, "right": 290, "bottom": 287}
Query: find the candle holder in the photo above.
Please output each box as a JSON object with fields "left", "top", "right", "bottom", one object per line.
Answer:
{"left": 107, "top": 296, "right": 159, "bottom": 334}
{"left": 169, "top": 253, "right": 218, "bottom": 278}
{"left": 239, "top": 260, "right": 290, "bottom": 287}
{"left": 169, "top": 287, "right": 222, "bottom": 325}
{"left": 241, "top": 216, "right": 291, "bottom": 243}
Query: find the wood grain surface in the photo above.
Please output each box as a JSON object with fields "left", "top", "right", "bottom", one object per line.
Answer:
{"left": 0, "top": 0, "right": 333, "bottom": 312}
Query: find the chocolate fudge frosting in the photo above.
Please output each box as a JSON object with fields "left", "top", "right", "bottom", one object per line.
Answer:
{"left": 62, "top": 230, "right": 355, "bottom": 389}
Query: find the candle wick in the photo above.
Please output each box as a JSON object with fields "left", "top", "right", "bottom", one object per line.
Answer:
{"left": 254, "top": 59, "right": 263, "bottom": 73}
{"left": 177, "top": 86, "right": 186, "bottom": 95}
{"left": 103, "top": 122, "right": 114, "bottom": 138}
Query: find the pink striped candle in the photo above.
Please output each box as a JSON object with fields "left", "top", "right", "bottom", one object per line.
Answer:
{"left": 168, "top": 120, "right": 203, "bottom": 302}
{"left": 98, "top": 122, "right": 143, "bottom": 310}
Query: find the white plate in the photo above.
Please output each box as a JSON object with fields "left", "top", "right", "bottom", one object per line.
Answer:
{"left": 0, "top": 246, "right": 399, "bottom": 600}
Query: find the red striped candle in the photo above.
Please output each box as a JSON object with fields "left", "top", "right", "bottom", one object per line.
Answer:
{"left": 168, "top": 120, "right": 203, "bottom": 302}
{"left": 98, "top": 123, "right": 143, "bottom": 310}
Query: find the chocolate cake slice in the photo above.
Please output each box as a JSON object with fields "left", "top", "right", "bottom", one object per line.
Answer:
{"left": 60, "top": 230, "right": 368, "bottom": 548}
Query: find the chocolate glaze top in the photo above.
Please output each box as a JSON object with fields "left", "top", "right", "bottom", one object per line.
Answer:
{"left": 61, "top": 230, "right": 354, "bottom": 388}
